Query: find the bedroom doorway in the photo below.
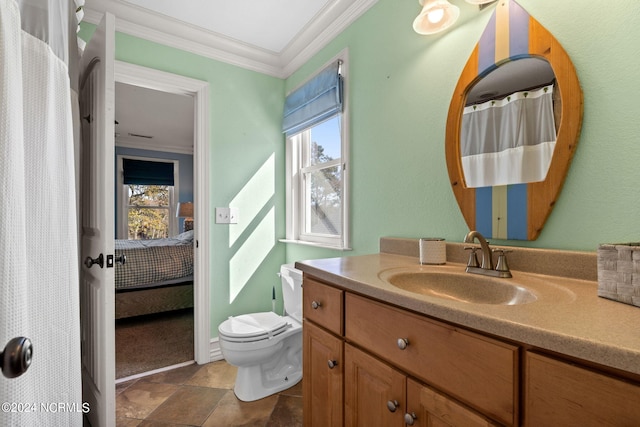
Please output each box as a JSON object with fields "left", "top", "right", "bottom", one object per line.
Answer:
{"left": 113, "top": 61, "right": 210, "bottom": 380}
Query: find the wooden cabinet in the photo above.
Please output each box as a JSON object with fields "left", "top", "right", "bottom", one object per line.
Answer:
{"left": 524, "top": 351, "right": 640, "bottom": 426}
{"left": 302, "top": 273, "right": 640, "bottom": 426}
{"left": 345, "top": 293, "right": 518, "bottom": 426}
{"left": 303, "top": 277, "right": 344, "bottom": 335}
{"left": 303, "top": 274, "right": 516, "bottom": 426}
{"left": 344, "top": 344, "right": 406, "bottom": 426}
{"left": 344, "top": 345, "right": 497, "bottom": 427}
{"left": 407, "top": 378, "right": 499, "bottom": 427}
{"left": 303, "top": 321, "right": 343, "bottom": 427}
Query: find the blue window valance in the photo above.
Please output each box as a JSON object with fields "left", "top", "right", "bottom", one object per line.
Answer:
{"left": 123, "top": 159, "right": 174, "bottom": 186}
{"left": 282, "top": 60, "right": 343, "bottom": 137}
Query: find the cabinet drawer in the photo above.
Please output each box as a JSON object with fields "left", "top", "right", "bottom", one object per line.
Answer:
{"left": 345, "top": 293, "right": 517, "bottom": 426}
{"left": 524, "top": 351, "right": 640, "bottom": 426}
{"left": 303, "top": 277, "right": 344, "bottom": 336}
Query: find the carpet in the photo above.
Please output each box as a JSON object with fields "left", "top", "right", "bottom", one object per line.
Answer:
{"left": 116, "top": 308, "right": 194, "bottom": 379}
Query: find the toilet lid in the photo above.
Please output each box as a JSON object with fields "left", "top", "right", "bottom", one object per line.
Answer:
{"left": 218, "top": 312, "right": 288, "bottom": 339}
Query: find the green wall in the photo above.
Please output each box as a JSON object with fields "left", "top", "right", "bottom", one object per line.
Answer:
{"left": 81, "top": 0, "right": 640, "bottom": 339}
{"left": 80, "top": 25, "right": 288, "bottom": 336}
{"left": 285, "top": 0, "right": 640, "bottom": 264}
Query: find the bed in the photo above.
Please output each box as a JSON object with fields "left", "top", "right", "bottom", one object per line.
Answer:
{"left": 114, "top": 230, "right": 194, "bottom": 319}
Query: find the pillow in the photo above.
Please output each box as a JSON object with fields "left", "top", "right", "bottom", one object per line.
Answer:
{"left": 175, "top": 230, "right": 194, "bottom": 242}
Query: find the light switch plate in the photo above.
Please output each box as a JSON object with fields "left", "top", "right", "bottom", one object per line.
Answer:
{"left": 215, "top": 207, "right": 230, "bottom": 224}
{"left": 216, "top": 207, "right": 239, "bottom": 224}
{"left": 229, "top": 207, "right": 239, "bottom": 224}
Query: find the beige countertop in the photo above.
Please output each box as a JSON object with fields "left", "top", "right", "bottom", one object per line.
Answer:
{"left": 295, "top": 250, "right": 640, "bottom": 376}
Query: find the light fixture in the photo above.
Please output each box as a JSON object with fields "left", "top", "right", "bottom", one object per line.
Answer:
{"left": 413, "top": 0, "right": 460, "bottom": 35}
{"left": 176, "top": 202, "right": 194, "bottom": 232}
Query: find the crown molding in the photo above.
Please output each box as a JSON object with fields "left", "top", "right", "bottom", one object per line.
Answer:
{"left": 83, "top": 0, "right": 378, "bottom": 78}
{"left": 115, "top": 138, "right": 194, "bottom": 155}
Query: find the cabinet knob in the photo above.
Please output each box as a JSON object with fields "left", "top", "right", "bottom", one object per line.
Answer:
{"left": 404, "top": 412, "right": 417, "bottom": 426}
{"left": 386, "top": 400, "right": 399, "bottom": 413}
{"left": 327, "top": 359, "right": 338, "bottom": 369}
{"left": 311, "top": 300, "right": 322, "bottom": 309}
{"left": 397, "top": 338, "right": 409, "bottom": 350}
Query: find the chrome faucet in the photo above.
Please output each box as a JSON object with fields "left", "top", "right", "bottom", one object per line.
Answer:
{"left": 463, "top": 230, "right": 512, "bottom": 278}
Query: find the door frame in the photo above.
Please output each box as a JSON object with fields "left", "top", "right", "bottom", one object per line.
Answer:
{"left": 114, "top": 61, "right": 211, "bottom": 364}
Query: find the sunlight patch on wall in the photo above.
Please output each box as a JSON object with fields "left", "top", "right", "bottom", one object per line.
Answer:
{"left": 229, "top": 153, "right": 275, "bottom": 247}
{"left": 229, "top": 207, "right": 275, "bottom": 303}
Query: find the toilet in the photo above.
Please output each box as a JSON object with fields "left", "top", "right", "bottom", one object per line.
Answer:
{"left": 218, "top": 264, "right": 303, "bottom": 401}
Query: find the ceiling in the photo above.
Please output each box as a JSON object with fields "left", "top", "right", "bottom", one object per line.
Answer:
{"left": 115, "top": 82, "right": 194, "bottom": 153}
{"left": 84, "top": 0, "right": 379, "bottom": 78}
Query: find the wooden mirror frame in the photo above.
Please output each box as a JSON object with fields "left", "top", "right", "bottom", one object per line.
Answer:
{"left": 445, "top": 0, "right": 583, "bottom": 240}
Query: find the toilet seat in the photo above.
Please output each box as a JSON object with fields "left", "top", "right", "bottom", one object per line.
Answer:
{"left": 219, "top": 312, "right": 291, "bottom": 343}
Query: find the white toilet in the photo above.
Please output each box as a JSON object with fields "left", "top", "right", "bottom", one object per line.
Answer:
{"left": 218, "top": 264, "right": 303, "bottom": 401}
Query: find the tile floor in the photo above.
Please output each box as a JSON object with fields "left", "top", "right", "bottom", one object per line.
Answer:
{"left": 115, "top": 360, "right": 303, "bottom": 426}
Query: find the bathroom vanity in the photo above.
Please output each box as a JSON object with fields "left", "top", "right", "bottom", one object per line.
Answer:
{"left": 297, "top": 238, "right": 640, "bottom": 426}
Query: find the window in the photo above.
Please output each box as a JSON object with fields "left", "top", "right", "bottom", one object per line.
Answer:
{"left": 117, "top": 156, "right": 178, "bottom": 239}
{"left": 283, "top": 53, "right": 349, "bottom": 249}
{"left": 126, "top": 184, "right": 172, "bottom": 239}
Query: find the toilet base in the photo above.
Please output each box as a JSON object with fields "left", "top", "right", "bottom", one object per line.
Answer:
{"left": 234, "top": 363, "right": 302, "bottom": 402}
{"left": 232, "top": 338, "right": 302, "bottom": 402}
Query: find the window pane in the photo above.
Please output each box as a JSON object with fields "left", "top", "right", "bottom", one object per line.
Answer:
{"left": 309, "top": 115, "right": 341, "bottom": 165}
{"left": 127, "top": 185, "right": 170, "bottom": 207}
{"left": 128, "top": 207, "right": 169, "bottom": 239}
{"left": 305, "top": 165, "right": 342, "bottom": 236}
{"left": 126, "top": 184, "right": 171, "bottom": 240}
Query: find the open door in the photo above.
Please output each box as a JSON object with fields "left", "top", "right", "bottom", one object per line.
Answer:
{"left": 79, "top": 12, "right": 116, "bottom": 427}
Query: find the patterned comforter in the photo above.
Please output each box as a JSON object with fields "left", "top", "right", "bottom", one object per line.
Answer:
{"left": 114, "top": 232, "right": 194, "bottom": 290}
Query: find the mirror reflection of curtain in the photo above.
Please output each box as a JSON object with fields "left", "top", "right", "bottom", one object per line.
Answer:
{"left": 461, "top": 84, "right": 557, "bottom": 188}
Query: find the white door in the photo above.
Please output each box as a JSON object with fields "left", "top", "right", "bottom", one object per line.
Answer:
{"left": 79, "top": 12, "right": 116, "bottom": 427}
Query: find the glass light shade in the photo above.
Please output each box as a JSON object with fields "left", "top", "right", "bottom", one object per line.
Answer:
{"left": 413, "top": 0, "right": 460, "bottom": 35}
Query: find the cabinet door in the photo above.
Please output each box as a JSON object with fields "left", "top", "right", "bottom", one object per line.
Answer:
{"left": 406, "top": 379, "right": 499, "bottom": 427}
{"left": 525, "top": 351, "right": 640, "bottom": 426}
{"left": 304, "top": 321, "right": 344, "bottom": 427}
{"left": 345, "top": 344, "right": 406, "bottom": 427}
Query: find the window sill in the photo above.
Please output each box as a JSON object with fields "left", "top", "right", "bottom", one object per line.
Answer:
{"left": 279, "top": 239, "right": 352, "bottom": 251}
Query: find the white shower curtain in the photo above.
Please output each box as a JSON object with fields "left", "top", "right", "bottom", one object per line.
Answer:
{"left": 461, "top": 84, "right": 557, "bottom": 188}
{"left": 1, "top": 0, "right": 83, "bottom": 425}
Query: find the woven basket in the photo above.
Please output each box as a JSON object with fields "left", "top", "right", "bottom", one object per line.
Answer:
{"left": 597, "top": 243, "right": 640, "bottom": 307}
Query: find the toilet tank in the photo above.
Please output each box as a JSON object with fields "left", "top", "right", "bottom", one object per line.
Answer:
{"left": 280, "top": 264, "right": 303, "bottom": 323}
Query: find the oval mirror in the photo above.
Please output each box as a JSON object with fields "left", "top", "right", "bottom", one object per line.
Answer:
{"left": 445, "top": 0, "right": 583, "bottom": 240}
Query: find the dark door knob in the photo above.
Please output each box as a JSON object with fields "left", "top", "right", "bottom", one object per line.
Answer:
{"left": 84, "top": 253, "right": 104, "bottom": 268}
{"left": 1, "top": 337, "right": 33, "bottom": 379}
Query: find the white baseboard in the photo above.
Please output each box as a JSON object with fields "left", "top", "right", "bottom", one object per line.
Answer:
{"left": 209, "top": 337, "right": 224, "bottom": 362}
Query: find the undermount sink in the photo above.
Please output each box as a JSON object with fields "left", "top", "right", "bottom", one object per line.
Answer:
{"left": 378, "top": 268, "right": 537, "bottom": 305}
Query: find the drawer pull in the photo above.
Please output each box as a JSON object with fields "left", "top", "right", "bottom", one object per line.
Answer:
{"left": 327, "top": 359, "right": 338, "bottom": 369}
{"left": 387, "top": 400, "right": 399, "bottom": 413}
{"left": 311, "top": 300, "right": 322, "bottom": 309}
{"left": 397, "top": 338, "right": 409, "bottom": 350}
{"left": 404, "top": 412, "right": 417, "bottom": 426}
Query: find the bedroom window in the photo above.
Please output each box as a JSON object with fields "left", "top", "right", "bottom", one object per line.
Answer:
{"left": 118, "top": 157, "right": 178, "bottom": 239}
{"left": 126, "top": 184, "right": 172, "bottom": 239}
{"left": 282, "top": 52, "right": 350, "bottom": 249}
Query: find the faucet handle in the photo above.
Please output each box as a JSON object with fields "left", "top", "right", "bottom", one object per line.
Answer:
{"left": 492, "top": 249, "right": 512, "bottom": 273}
{"left": 464, "top": 246, "right": 480, "bottom": 268}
